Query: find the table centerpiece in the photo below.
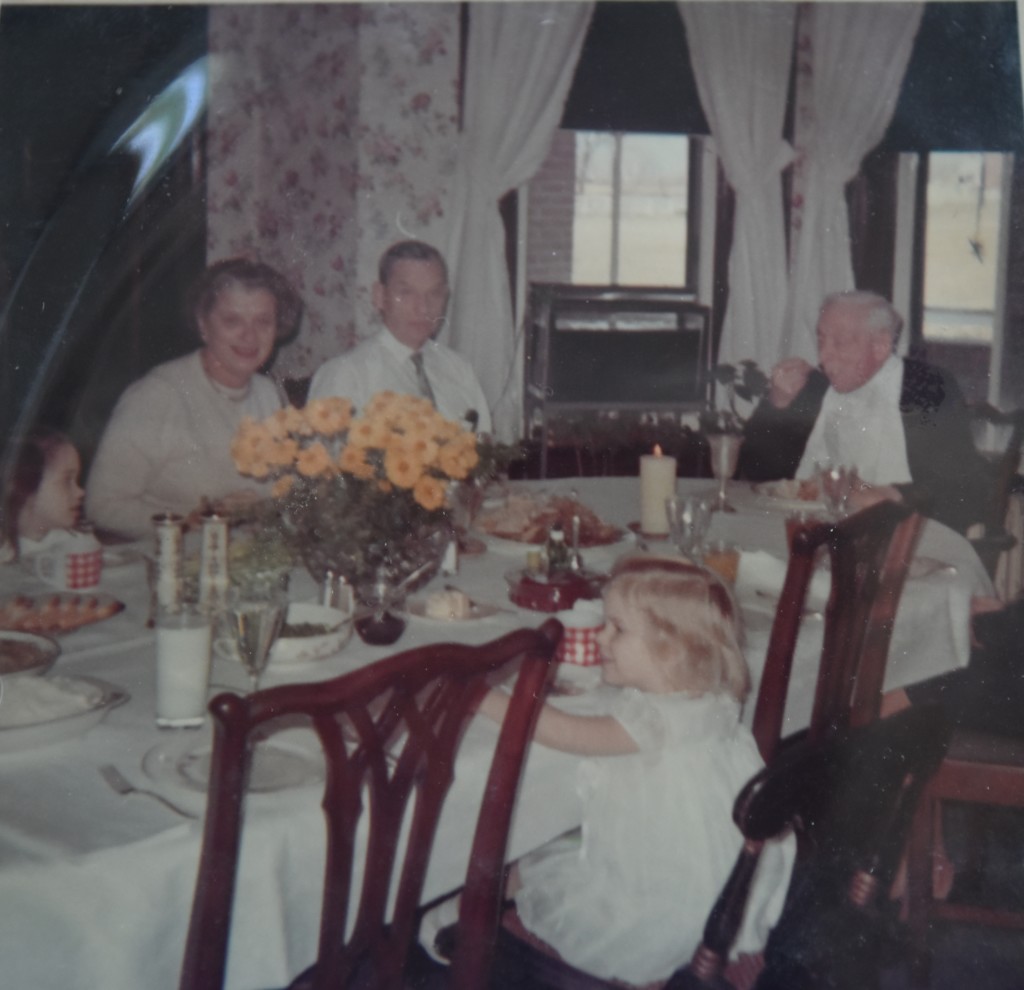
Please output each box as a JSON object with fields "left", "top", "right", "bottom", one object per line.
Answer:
{"left": 231, "top": 392, "right": 485, "bottom": 638}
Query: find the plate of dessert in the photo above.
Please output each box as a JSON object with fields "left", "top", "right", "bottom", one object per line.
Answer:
{"left": 0, "top": 593, "right": 125, "bottom": 635}
{"left": 475, "top": 494, "right": 624, "bottom": 552}
{"left": 405, "top": 589, "right": 504, "bottom": 623}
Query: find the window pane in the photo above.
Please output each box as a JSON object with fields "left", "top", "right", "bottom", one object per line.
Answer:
{"left": 616, "top": 134, "right": 688, "bottom": 286}
{"left": 571, "top": 132, "right": 614, "bottom": 284}
{"left": 923, "top": 152, "right": 1005, "bottom": 343}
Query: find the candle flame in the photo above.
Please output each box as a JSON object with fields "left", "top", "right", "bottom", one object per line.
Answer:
{"left": 653, "top": 444, "right": 663, "bottom": 457}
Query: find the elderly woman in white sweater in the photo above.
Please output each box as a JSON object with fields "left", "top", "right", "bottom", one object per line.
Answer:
{"left": 85, "top": 258, "right": 302, "bottom": 538}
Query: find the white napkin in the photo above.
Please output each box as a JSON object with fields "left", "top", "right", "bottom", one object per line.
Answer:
{"left": 736, "top": 550, "right": 832, "bottom": 612}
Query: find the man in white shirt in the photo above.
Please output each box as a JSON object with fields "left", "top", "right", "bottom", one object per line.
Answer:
{"left": 740, "top": 291, "right": 990, "bottom": 533}
{"left": 309, "top": 240, "right": 492, "bottom": 432}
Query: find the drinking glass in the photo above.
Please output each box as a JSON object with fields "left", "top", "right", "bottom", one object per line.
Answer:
{"left": 222, "top": 584, "right": 287, "bottom": 694}
{"left": 665, "top": 495, "right": 713, "bottom": 560}
{"left": 708, "top": 433, "right": 743, "bottom": 513}
{"left": 817, "top": 462, "right": 859, "bottom": 519}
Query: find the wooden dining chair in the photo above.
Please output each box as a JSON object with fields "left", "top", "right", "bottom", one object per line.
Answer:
{"left": 670, "top": 703, "right": 951, "bottom": 990}
{"left": 904, "top": 604, "right": 1024, "bottom": 985}
{"left": 486, "top": 502, "right": 924, "bottom": 990}
{"left": 751, "top": 500, "right": 924, "bottom": 762}
{"left": 178, "top": 618, "right": 562, "bottom": 990}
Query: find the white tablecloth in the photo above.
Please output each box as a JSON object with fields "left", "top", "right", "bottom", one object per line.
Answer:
{"left": 0, "top": 479, "right": 992, "bottom": 989}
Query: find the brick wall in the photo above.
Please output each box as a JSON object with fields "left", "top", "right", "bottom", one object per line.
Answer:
{"left": 526, "top": 130, "right": 576, "bottom": 284}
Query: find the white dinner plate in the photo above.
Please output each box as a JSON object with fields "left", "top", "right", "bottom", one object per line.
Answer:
{"left": 751, "top": 481, "right": 827, "bottom": 513}
{"left": 101, "top": 546, "right": 143, "bottom": 570}
{"left": 0, "top": 675, "right": 127, "bottom": 754}
{"left": 478, "top": 530, "right": 633, "bottom": 557}
{"left": 142, "top": 729, "right": 324, "bottom": 798}
{"left": 404, "top": 596, "right": 504, "bottom": 623}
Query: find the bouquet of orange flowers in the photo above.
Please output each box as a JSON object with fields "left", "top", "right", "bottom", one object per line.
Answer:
{"left": 231, "top": 391, "right": 480, "bottom": 599}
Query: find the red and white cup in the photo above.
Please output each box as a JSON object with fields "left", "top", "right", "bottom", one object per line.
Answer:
{"left": 34, "top": 532, "right": 103, "bottom": 591}
{"left": 555, "top": 600, "right": 604, "bottom": 666}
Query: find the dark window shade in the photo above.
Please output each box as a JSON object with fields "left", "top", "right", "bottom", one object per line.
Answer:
{"left": 561, "top": 1, "right": 709, "bottom": 135}
{"left": 882, "top": 2, "right": 1024, "bottom": 152}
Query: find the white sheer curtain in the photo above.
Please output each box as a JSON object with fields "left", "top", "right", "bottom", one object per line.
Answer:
{"left": 782, "top": 3, "right": 923, "bottom": 361}
{"left": 680, "top": 2, "right": 796, "bottom": 369}
{"left": 443, "top": 2, "right": 593, "bottom": 440}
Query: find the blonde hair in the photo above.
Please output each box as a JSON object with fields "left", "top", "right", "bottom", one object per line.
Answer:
{"left": 608, "top": 554, "right": 750, "bottom": 701}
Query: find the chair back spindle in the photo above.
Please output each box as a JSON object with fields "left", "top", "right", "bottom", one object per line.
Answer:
{"left": 752, "top": 501, "right": 923, "bottom": 763}
{"left": 179, "top": 619, "right": 562, "bottom": 990}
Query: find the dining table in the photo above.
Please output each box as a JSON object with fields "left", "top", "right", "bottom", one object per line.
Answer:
{"left": 0, "top": 476, "right": 994, "bottom": 990}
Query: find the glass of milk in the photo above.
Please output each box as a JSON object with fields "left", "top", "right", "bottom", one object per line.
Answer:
{"left": 155, "top": 606, "right": 213, "bottom": 728}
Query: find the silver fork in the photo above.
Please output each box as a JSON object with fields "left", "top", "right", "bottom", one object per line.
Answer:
{"left": 99, "top": 764, "right": 197, "bottom": 819}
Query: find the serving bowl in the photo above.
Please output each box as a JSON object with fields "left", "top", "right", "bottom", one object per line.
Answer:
{"left": 0, "top": 630, "right": 61, "bottom": 678}
{"left": 268, "top": 603, "right": 353, "bottom": 667}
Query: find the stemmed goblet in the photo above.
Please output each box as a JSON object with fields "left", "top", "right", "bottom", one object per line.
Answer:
{"left": 222, "top": 580, "right": 288, "bottom": 694}
{"left": 708, "top": 433, "right": 744, "bottom": 513}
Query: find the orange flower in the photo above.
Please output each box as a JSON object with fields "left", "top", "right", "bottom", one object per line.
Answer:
{"left": 437, "top": 438, "right": 479, "bottom": 480}
{"left": 265, "top": 437, "right": 300, "bottom": 468}
{"left": 271, "top": 475, "right": 295, "bottom": 498}
{"left": 413, "top": 474, "right": 446, "bottom": 511}
{"left": 347, "top": 415, "right": 391, "bottom": 450}
{"left": 296, "top": 442, "right": 332, "bottom": 478}
{"left": 304, "top": 396, "right": 353, "bottom": 435}
{"left": 338, "top": 443, "right": 375, "bottom": 480}
{"left": 402, "top": 434, "right": 439, "bottom": 466}
{"left": 437, "top": 419, "right": 468, "bottom": 442}
{"left": 231, "top": 419, "right": 275, "bottom": 478}
{"left": 384, "top": 445, "right": 423, "bottom": 489}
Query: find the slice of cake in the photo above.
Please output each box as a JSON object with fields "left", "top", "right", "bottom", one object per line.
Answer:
{"left": 424, "top": 589, "right": 473, "bottom": 620}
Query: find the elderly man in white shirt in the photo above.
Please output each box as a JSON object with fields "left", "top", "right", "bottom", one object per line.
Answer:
{"left": 309, "top": 240, "right": 492, "bottom": 432}
{"left": 739, "top": 290, "right": 991, "bottom": 533}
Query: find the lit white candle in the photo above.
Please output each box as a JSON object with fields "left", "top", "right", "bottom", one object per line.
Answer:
{"left": 640, "top": 445, "right": 677, "bottom": 535}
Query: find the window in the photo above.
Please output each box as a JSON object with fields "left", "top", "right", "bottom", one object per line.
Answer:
{"left": 922, "top": 152, "right": 1007, "bottom": 345}
{"left": 571, "top": 132, "right": 689, "bottom": 286}
{"left": 527, "top": 128, "right": 697, "bottom": 290}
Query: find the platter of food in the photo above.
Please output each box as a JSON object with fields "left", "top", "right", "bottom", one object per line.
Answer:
{"left": 751, "top": 479, "right": 826, "bottom": 512}
{"left": 0, "top": 631, "right": 60, "bottom": 678}
{"left": 0, "top": 593, "right": 125, "bottom": 635}
{"left": 0, "top": 675, "right": 128, "bottom": 754}
{"left": 475, "top": 494, "right": 624, "bottom": 552}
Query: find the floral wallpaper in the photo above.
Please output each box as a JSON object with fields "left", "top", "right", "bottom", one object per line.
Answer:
{"left": 207, "top": 3, "right": 460, "bottom": 383}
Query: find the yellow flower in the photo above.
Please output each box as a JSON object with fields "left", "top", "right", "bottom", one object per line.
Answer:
{"left": 265, "top": 437, "right": 300, "bottom": 468}
{"left": 384, "top": 445, "right": 424, "bottom": 489}
{"left": 348, "top": 415, "right": 391, "bottom": 450}
{"left": 365, "top": 390, "right": 403, "bottom": 418}
{"left": 338, "top": 443, "right": 375, "bottom": 480}
{"left": 413, "top": 474, "right": 446, "bottom": 511}
{"left": 296, "top": 442, "right": 332, "bottom": 478}
{"left": 232, "top": 419, "right": 275, "bottom": 478}
{"left": 271, "top": 475, "right": 295, "bottom": 498}
{"left": 304, "top": 396, "right": 353, "bottom": 435}
{"left": 433, "top": 418, "right": 464, "bottom": 442}
{"left": 402, "top": 434, "right": 439, "bottom": 466}
{"left": 437, "top": 437, "right": 479, "bottom": 480}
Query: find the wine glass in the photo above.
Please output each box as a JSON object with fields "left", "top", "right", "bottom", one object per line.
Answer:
{"left": 708, "top": 433, "right": 743, "bottom": 513}
{"left": 223, "top": 583, "right": 287, "bottom": 694}
{"left": 665, "top": 495, "right": 712, "bottom": 560}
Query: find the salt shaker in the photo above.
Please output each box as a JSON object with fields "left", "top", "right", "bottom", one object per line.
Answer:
{"left": 198, "top": 510, "right": 229, "bottom": 614}
{"left": 152, "top": 512, "right": 184, "bottom": 615}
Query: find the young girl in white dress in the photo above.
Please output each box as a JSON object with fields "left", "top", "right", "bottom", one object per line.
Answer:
{"left": 479, "top": 555, "right": 794, "bottom": 986}
{"left": 2, "top": 429, "right": 87, "bottom": 561}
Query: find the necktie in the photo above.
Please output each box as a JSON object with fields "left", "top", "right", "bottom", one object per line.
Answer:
{"left": 411, "top": 351, "right": 436, "bottom": 405}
